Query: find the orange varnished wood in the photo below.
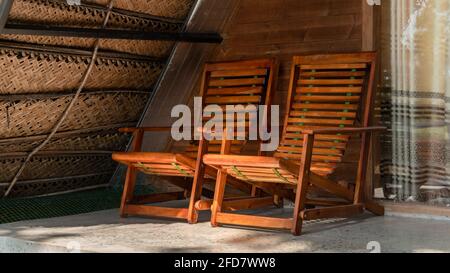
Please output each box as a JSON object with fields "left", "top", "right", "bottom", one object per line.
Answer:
{"left": 203, "top": 53, "right": 385, "bottom": 235}
{"left": 301, "top": 204, "right": 364, "bottom": 220}
{"left": 113, "top": 59, "right": 278, "bottom": 223}
{"left": 195, "top": 196, "right": 274, "bottom": 211}
{"left": 125, "top": 205, "right": 189, "bottom": 220}
{"left": 216, "top": 212, "right": 293, "bottom": 230}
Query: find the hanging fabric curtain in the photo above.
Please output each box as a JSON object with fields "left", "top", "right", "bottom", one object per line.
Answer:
{"left": 380, "top": 0, "right": 450, "bottom": 205}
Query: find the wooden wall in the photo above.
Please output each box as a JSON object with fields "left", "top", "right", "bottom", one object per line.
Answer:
{"left": 210, "top": 0, "right": 363, "bottom": 117}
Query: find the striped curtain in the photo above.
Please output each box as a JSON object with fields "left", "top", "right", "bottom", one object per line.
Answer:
{"left": 380, "top": 0, "right": 450, "bottom": 205}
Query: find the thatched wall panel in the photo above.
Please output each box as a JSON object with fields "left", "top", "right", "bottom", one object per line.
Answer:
{"left": 0, "top": 0, "right": 196, "bottom": 197}
{"left": 0, "top": 92, "right": 149, "bottom": 138}
{"left": 0, "top": 130, "right": 131, "bottom": 153}
{"left": 0, "top": 35, "right": 174, "bottom": 57}
{"left": 85, "top": 0, "right": 195, "bottom": 19}
{"left": 0, "top": 153, "right": 116, "bottom": 183}
{"left": 0, "top": 173, "right": 112, "bottom": 197}
{"left": 0, "top": 49, "right": 163, "bottom": 94}
{"left": 4, "top": 0, "right": 183, "bottom": 57}
{"left": 9, "top": 0, "right": 183, "bottom": 31}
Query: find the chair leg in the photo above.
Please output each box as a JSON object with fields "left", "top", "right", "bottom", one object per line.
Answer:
{"left": 187, "top": 164, "right": 206, "bottom": 224}
{"left": 251, "top": 185, "right": 262, "bottom": 197}
{"left": 187, "top": 138, "right": 208, "bottom": 224}
{"left": 292, "top": 134, "right": 314, "bottom": 236}
{"left": 274, "top": 194, "right": 284, "bottom": 208}
{"left": 291, "top": 181, "right": 308, "bottom": 236}
{"left": 354, "top": 132, "right": 371, "bottom": 204}
{"left": 120, "top": 166, "right": 137, "bottom": 218}
{"left": 273, "top": 184, "right": 285, "bottom": 208}
{"left": 211, "top": 171, "right": 228, "bottom": 227}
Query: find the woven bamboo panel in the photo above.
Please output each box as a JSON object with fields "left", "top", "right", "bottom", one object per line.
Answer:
{"left": 0, "top": 130, "right": 131, "bottom": 153}
{"left": 0, "top": 47, "right": 164, "bottom": 94}
{"left": 85, "top": 0, "right": 195, "bottom": 19}
{"left": 0, "top": 91, "right": 149, "bottom": 138}
{"left": 0, "top": 0, "right": 195, "bottom": 198}
{"left": 0, "top": 173, "right": 112, "bottom": 198}
{"left": 3, "top": 0, "right": 184, "bottom": 57}
{"left": 9, "top": 0, "right": 183, "bottom": 31}
{"left": 0, "top": 35, "right": 174, "bottom": 57}
{"left": 0, "top": 152, "right": 116, "bottom": 183}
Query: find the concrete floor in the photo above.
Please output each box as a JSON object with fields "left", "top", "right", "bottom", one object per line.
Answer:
{"left": 1, "top": 201, "right": 450, "bottom": 253}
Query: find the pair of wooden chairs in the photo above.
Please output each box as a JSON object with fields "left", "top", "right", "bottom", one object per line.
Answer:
{"left": 112, "top": 53, "right": 385, "bottom": 236}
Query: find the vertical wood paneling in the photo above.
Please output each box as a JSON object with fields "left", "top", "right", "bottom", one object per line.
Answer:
{"left": 211, "top": 0, "right": 363, "bottom": 117}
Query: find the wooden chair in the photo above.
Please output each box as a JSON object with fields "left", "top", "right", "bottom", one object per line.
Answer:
{"left": 112, "top": 59, "right": 279, "bottom": 224}
{"left": 203, "top": 52, "right": 386, "bottom": 235}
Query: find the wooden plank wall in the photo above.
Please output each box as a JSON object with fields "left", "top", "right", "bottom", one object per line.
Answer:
{"left": 210, "top": 0, "right": 363, "bottom": 118}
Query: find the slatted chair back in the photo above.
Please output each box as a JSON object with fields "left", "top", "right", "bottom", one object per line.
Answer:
{"left": 183, "top": 59, "right": 277, "bottom": 158}
{"left": 274, "top": 52, "right": 376, "bottom": 176}
{"left": 132, "top": 59, "right": 277, "bottom": 178}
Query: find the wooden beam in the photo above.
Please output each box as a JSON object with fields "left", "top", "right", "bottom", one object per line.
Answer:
{"left": 382, "top": 201, "right": 450, "bottom": 218}
{"left": 0, "top": 0, "right": 13, "bottom": 32}
{"left": 301, "top": 204, "right": 364, "bottom": 221}
{"left": 216, "top": 212, "right": 293, "bottom": 230}
{"left": 125, "top": 205, "right": 189, "bottom": 219}
{"left": 2, "top": 23, "right": 223, "bottom": 43}
{"left": 203, "top": 155, "right": 281, "bottom": 168}
{"left": 250, "top": 182, "right": 296, "bottom": 202}
{"left": 365, "top": 200, "right": 385, "bottom": 216}
{"left": 362, "top": 0, "right": 383, "bottom": 200}
{"left": 362, "top": 0, "right": 376, "bottom": 51}
{"left": 301, "top": 126, "right": 386, "bottom": 135}
{"left": 223, "top": 196, "right": 274, "bottom": 211}
{"left": 195, "top": 196, "right": 274, "bottom": 211}
{"left": 112, "top": 152, "right": 177, "bottom": 164}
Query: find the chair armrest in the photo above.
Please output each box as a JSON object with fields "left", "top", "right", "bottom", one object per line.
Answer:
{"left": 118, "top": 127, "right": 172, "bottom": 133}
{"left": 301, "top": 126, "right": 386, "bottom": 135}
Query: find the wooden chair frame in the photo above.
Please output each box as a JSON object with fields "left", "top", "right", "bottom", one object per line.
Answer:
{"left": 113, "top": 59, "right": 279, "bottom": 224}
{"left": 203, "top": 52, "right": 386, "bottom": 235}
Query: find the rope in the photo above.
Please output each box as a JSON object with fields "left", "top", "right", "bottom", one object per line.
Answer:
{"left": 135, "top": 162, "right": 155, "bottom": 174}
{"left": 171, "top": 163, "right": 191, "bottom": 176}
{"left": 3, "top": 0, "right": 116, "bottom": 197}
{"left": 231, "top": 166, "right": 248, "bottom": 181}
{"left": 272, "top": 168, "right": 290, "bottom": 183}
